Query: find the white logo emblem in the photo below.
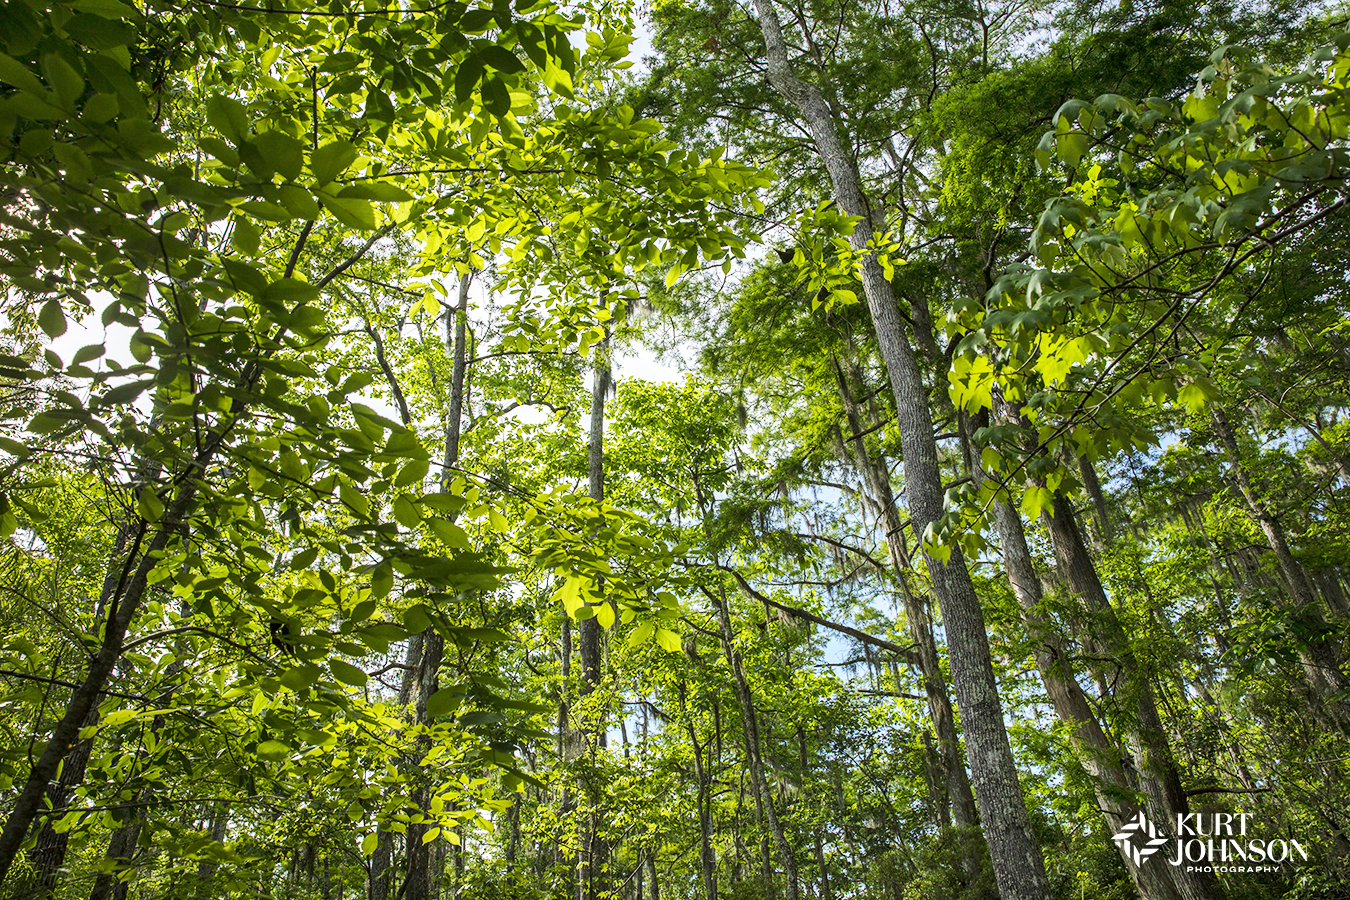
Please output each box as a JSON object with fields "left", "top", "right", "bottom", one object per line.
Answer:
{"left": 1113, "top": 812, "right": 1170, "bottom": 866}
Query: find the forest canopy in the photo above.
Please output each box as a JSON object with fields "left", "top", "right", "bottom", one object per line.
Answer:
{"left": 0, "top": 0, "right": 1348, "bottom": 898}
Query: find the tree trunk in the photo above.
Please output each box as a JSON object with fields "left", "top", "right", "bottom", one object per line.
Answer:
{"left": 0, "top": 473, "right": 202, "bottom": 883}
{"left": 710, "top": 585, "right": 800, "bottom": 900}
{"left": 407, "top": 273, "right": 472, "bottom": 900}
{"left": 17, "top": 707, "right": 100, "bottom": 897}
{"left": 983, "top": 475, "right": 1208, "bottom": 900}
{"left": 1211, "top": 406, "right": 1350, "bottom": 733}
{"left": 369, "top": 835, "right": 393, "bottom": 900}
{"left": 1077, "top": 455, "right": 1114, "bottom": 549}
{"left": 747, "top": 6, "right": 1050, "bottom": 897}
{"left": 577, "top": 327, "right": 610, "bottom": 900}
{"left": 1039, "top": 493, "right": 1226, "bottom": 900}
{"left": 685, "top": 710, "right": 717, "bottom": 900}
{"left": 833, "top": 356, "right": 980, "bottom": 839}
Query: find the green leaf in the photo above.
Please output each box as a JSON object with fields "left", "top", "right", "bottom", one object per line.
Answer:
{"left": 1178, "top": 378, "right": 1220, "bottom": 413}
{"left": 330, "top": 659, "right": 368, "bottom": 687}
{"left": 371, "top": 562, "right": 393, "bottom": 599}
{"left": 128, "top": 330, "right": 153, "bottom": 363}
{"left": 1021, "top": 485, "right": 1053, "bottom": 521}
{"left": 256, "top": 739, "right": 292, "bottom": 761}
{"left": 655, "top": 628, "right": 681, "bottom": 653}
{"left": 454, "top": 56, "right": 484, "bottom": 103}
{"left": 40, "top": 54, "right": 84, "bottom": 109}
{"left": 0, "top": 53, "right": 45, "bottom": 94}
{"left": 71, "top": 345, "right": 102, "bottom": 367}
{"left": 428, "top": 518, "right": 471, "bottom": 550}
{"left": 277, "top": 184, "right": 321, "bottom": 220}
{"left": 337, "top": 182, "right": 414, "bottom": 202}
{"left": 481, "top": 75, "right": 510, "bottom": 117}
{"left": 395, "top": 459, "right": 429, "bottom": 488}
{"left": 254, "top": 130, "right": 305, "bottom": 182}
{"left": 628, "top": 620, "right": 654, "bottom": 648}
{"left": 554, "top": 576, "right": 583, "bottom": 616}
{"left": 479, "top": 45, "right": 524, "bottom": 74}
{"left": 321, "top": 194, "right": 376, "bottom": 230}
{"left": 291, "top": 546, "right": 319, "bottom": 569}
{"left": 361, "top": 833, "right": 378, "bottom": 856}
{"left": 426, "top": 687, "right": 460, "bottom": 718}
{"left": 311, "top": 139, "right": 358, "bottom": 184}
{"left": 65, "top": 14, "right": 136, "bottom": 50}
{"left": 402, "top": 603, "right": 431, "bottom": 633}
{"left": 231, "top": 216, "right": 261, "bottom": 254}
{"left": 206, "top": 94, "right": 249, "bottom": 144}
{"left": 459, "top": 8, "right": 496, "bottom": 31}
{"left": 279, "top": 663, "right": 321, "bottom": 692}
{"left": 135, "top": 487, "right": 164, "bottom": 522}
{"left": 393, "top": 494, "right": 422, "bottom": 528}
{"left": 38, "top": 300, "right": 66, "bottom": 338}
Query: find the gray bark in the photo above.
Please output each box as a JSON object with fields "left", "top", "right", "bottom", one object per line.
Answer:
{"left": 685, "top": 710, "right": 717, "bottom": 900}
{"left": 406, "top": 273, "right": 472, "bottom": 900}
{"left": 833, "top": 356, "right": 980, "bottom": 838}
{"left": 984, "top": 471, "right": 1194, "bottom": 900}
{"left": 747, "top": 4, "right": 1050, "bottom": 896}
{"left": 577, "top": 327, "right": 610, "bottom": 900}
{"left": 1039, "top": 493, "right": 1225, "bottom": 900}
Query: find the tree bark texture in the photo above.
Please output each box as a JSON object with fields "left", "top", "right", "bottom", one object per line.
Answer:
{"left": 979, "top": 455, "right": 1213, "bottom": 900}
{"left": 1039, "top": 494, "right": 1226, "bottom": 900}
{"left": 834, "top": 356, "right": 980, "bottom": 837}
{"left": 0, "top": 478, "right": 200, "bottom": 885}
{"left": 747, "top": 4, "right": 1050, "bottom": 896}
{"left": 407, "top": 272, "right": 472, "bottom": 900}
{"left": 577, "top": 328, "right": 610, "bottom": 900}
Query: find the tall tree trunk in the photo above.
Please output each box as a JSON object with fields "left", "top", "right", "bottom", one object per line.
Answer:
{"left": 1210, "top": 406, "right": 1350, "bottom": 733}
{"left": 1039, "top": 493, "right": 1226, "bottom": 900}
{"left": 833, "top": 356, "right": 980, "bottom": 839}
{"left": 1077, "top": 455, "right": 1114, "bottom": 549}
{"left": 983, "top": 476, "right": 1210, "bottom": 900}
{"left": 577, "top": 328, "right": 610, "bottom": 900}
{"left": 644, "top": 853, "right": 659, "bottom": 900}
{"left": 369, "top": 835, "right": 392, "bottom": 900}
{"left": 17, "top": 707, "right": 99, "bottom": 897}
{"left": 709, "top": 585, "right": 800, "bottom": 900}
{"left": 407, "top": 273, "right": 472, "bottom": 900}
{"left": 796, "top": 729, "right": 833, "bottom": 900}
{"left": 0, "top": 476, "right": 202, "bottom": 884}
{"left": 963, "top": 404, "right": 1227, "bottom": 900}
{"left": 747, "top": 6, "right": 1050, "bottom": 897}
{"left": 683, "top": 702, "right": 717, "bottom": 900}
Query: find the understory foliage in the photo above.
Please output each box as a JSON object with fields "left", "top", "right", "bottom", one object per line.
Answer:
{"left": 0, "top": 0, "right": 1348, "bottom": 898}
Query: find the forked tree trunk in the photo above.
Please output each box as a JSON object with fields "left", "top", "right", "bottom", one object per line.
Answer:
{"left": 1037, "top": 491, "right": 1226, "bottom": 900}
{"left": 977, "top": 439, "right": 1217, "bottom": 900}
{"left": 746, "top": 6, "right": 1050, "bottom": 895}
